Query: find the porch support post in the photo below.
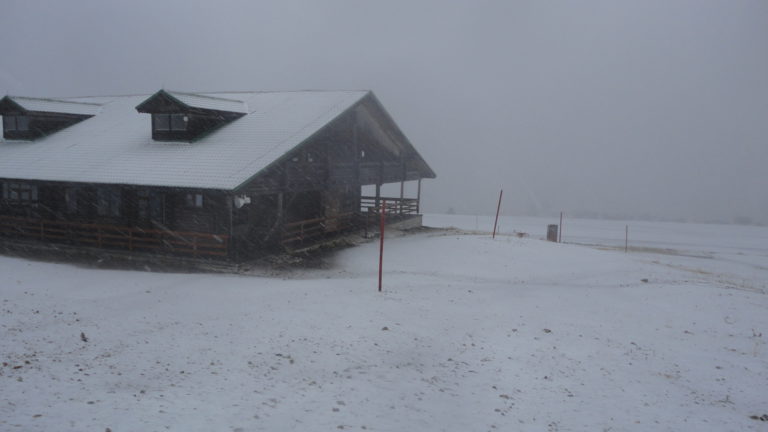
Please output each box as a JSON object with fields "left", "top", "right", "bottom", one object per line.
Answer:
{"left": 416, "top": 178, "right": 422, "bottom": 214}
{"left": 399, "top": 180, "right": 404, "bottom": 215}
{"left": 227, "top": 194, "right": 235, "bottom": 259}
{"left": 399, "top": 158, "right": 406, "bottom": 215}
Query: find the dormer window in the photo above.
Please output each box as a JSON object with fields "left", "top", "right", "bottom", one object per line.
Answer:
{"left": 3, "top": 115, "right": 29, "bottom": 132}
{"left": 136, "top": 90, "right": 246, "bottom": 142}
{"left": 0, "top": 96, "right": 99, "bottom": 140}
{"left": 153, "top": 113, "right": 187, "bottom": 132}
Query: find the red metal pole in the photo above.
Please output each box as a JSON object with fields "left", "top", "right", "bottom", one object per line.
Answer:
{"left": 378, "top": 200, "right": 386, "bottom": 292}
{"left": 492, "top": 189, "right": 503, "bottom": 239}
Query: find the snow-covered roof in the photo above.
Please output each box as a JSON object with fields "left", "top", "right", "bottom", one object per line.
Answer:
{"left": 0, "top": 90, "right": 369, "bottom": 190}
{"left": 2, "top": 96, "right": 102, "bottom": 116}
{"left": 165, "top": 91, "right": 249, "bottom": 113}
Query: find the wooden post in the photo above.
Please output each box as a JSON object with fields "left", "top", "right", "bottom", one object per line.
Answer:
{"left": 559, "top": 212, "right": 563, "bottom": 243}
{"left": 277, "top": 192, "right": 284, "bottom": 240}
{"left": 399, "top": 180, "right": 405, "bottom": 215}
{"left": 416, "top": 179, "right": 422, "bottom": 213}
{"left": 625, "top": 225, "right": 628, "bottom": 253}
{"left": 227, "top": 194, "right": 235, "bottom": 259}
{"left": 492, "top": 189, "right": 503, "bottom": 239}
{"left": 378, "top": 200, "right": 386, "bottom": 292}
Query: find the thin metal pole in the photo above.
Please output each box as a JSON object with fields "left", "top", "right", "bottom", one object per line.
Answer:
{"left": 378, "top": 200, "right": 386, "bottom": 292}
{"left": 492, "top": 189, "right": 503, "bottom": 239}
{"left": 559, "top": 211, "right": 563, "bottom": 243}
{"left": 625, "top": 225, "right": 628, "bottom": 253}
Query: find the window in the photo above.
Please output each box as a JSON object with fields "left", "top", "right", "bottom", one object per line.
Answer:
{"left": 3, "top": 115, "right": 29, "bottom": 132}
{"left": 171, "top": 114, "right": 186, "bottom": 131}
{"left": 2, "top": 182, "right": 37, "bottom": 205}
{"left": 65, "top": 188, "right": 78, "bottom": 214}
{"left": 17, "top": 116, "right": 28, "bottom": 131}
{"left": 153, "top": 113, "right": 187, "bottom": 132}
{"left": 96, "top": 188, "right": 121, "bottom": 216}
{"left": 153, "top": 114, "right": 169, "bottom": 131}
{"left": 185, "top": 193, "right": 204, "bottom": 208}
{"left": 137, "top": 190, "right": 166, "bottom": 224}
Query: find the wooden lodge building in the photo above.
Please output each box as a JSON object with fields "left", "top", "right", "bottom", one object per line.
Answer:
{"left": 0, "top": 90, "right": 435, "bottom": 260}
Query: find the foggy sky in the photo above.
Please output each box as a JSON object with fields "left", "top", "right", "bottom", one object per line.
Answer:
{"left": 1, "top": 0, "right": 766, "bottom": 224}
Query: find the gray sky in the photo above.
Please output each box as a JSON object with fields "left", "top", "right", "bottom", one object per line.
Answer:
{"left": 2, "top": 0, "right": 766, "bottom": 223}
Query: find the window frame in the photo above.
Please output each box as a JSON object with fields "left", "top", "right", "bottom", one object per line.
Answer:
{"left": 185, "top": 192, "right": 204, "bottom": 208}
{"left": 170, "top": 113, "right": 187, "bottom": 131}
{"left": 96, "top": 187, "right": 121, "bottom": 217}
{"left": 2, "top": 182, "right": 38, "bottom": 206}
{"left": 153, "top": 113, "right": 170, "bottom": 131}
{"left": 64, "top": 187, "right": 78, "bottom": 214}
{"left": 3, "top": 115, "right": 30, "bottom": 132}
{"left": 152, "top": 113, "right": 187, "bottom": 132}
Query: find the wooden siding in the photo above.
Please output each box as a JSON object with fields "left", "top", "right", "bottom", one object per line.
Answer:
{"left": 0, "top": 215, "right": 228, "bottom": 257}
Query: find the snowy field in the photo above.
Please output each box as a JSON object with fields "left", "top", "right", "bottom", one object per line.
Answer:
{"left": 1, "top": 215, "right": 767, "bottom": 431}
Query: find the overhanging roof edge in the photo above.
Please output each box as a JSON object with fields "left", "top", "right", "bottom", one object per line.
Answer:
{"left": 230, "top": 91, "right": 372, "bottom": 192}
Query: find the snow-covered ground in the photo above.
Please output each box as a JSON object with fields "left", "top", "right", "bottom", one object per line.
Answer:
{"left": 1, "top": 215, "right": 767, "bottom": 431}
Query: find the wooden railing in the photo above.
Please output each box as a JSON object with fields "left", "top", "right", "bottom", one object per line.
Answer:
{"left": 360, "top": 196, "right": 419, "bottom": 216}
{"left": 0, "top": 215, "right": 229, "bottom": 258}
{"left": 281, "top": 212, "right": 355, "bottom": 247}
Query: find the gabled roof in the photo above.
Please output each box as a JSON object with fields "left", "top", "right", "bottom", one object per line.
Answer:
{"left": 135, "top": 90, "right": 249, "bottom": 114}
{"left": 0, "top": 90, "right": 374, "bottom": 190}
{"left": 0, "top": 96, "right": 102, "bottom": 116}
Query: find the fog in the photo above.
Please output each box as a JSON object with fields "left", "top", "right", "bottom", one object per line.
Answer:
{"left": 2, "top": 0, "right": 766, "bottom": 224}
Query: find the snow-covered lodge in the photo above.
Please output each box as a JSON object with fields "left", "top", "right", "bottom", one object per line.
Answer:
{"left": 0, "top": 90, "right": 435, "bottom": 260}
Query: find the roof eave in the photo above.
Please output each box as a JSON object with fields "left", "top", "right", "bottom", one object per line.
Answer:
{"left": 230, "top": 91, "right": 372, "bottom": 193}
{"left": 364, "top": 92, "right": 437, "bottom": 179}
